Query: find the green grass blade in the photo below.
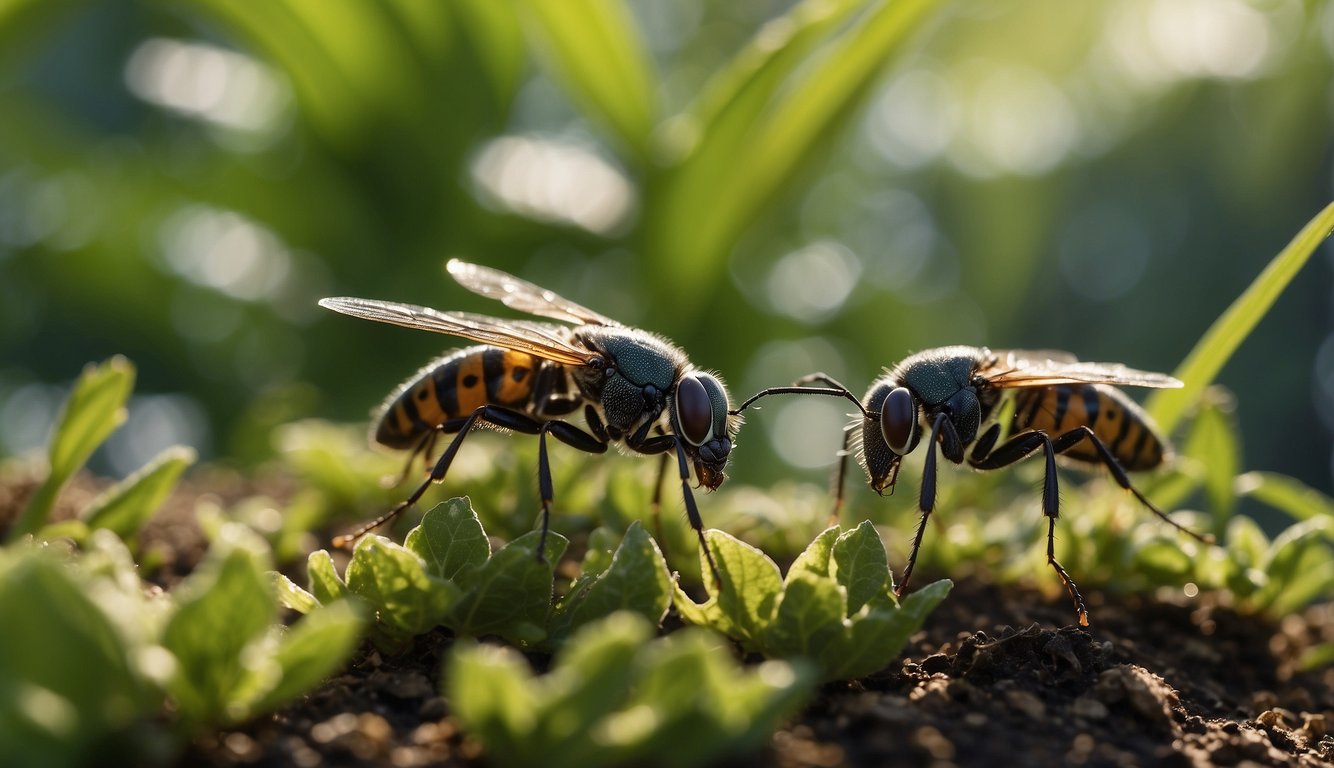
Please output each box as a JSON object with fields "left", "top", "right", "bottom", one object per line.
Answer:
{"left": 520, "top": 0, "right": 657, "bottom": 159}
{"left": 1148, "top": 202, "right": 1334, "bottom": 435}
{"left": 1235, "top": 471, "right": 1334, "bottom": 523}
{"left": 8, "top": 357, "right": 135, "bottom": 541}
{"left": 82, "top": 445, "right": 197, "bottom": 541}
{"left": 648, "top": 0, "right": 940, "bottom": 297}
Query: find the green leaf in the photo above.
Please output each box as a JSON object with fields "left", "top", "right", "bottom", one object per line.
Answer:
{"left": 552, "top": 522, "right": 671, "bottom": 642}
{"left": 832, "top": 521, "right": 891, "bottom": 613}
{"left": 405, "top": 497, "right": 490, "bottom": 588}
{"left": 346, "top": 536, "right": 457, "bottom": 647}
{"left": 161, "top": 525, "right": 275, "bottom": 727}
{"left": 448, "top": 530, "right": 567, "bottom": 645}
{"left": 832, "top": 579, "right": 951, "bottom": 681}
{"left": 241, "top": 600, "right": 368, "bottom": 719}
{"left": 786, "top": 525, "right": 837, "bottom": 582}
{"left": 306, "top": 549, "right": 349, "bottom": 605}
{"left": 673, "top": 529, "right": 783, "bottom": 648}
{"left": 1149, "top": 201, "right": 1334, "bottom": 434}
{"left": 519, "top": 0, "right": 657, "bottom": 157}
{"left": 1235, "top": 471, "right": 1334, "bottom": 523}
{"left": 9, "top": 356, "right": 135, "bottom": 541}
{"left": 1255, "top": 518, "right": 1334, "bottom": 615}
{"left": 271, "top": 571, "right": 319, "bottom": 615}
{"left": 1181, "top": 388, "right": 1239, "bottom": 529}
{"left": 0, "top": 552, "right": 158, "bottom": 768}
{"left": 446, "top": 642, "right": 540, "bottom": 760}
{"left": 82, "top": 445, "right": 197, "bottom": 541}
{"left": 648, "top": 0, "right": 942, "bottom": 301}
{"left": 765, "top": 570, "right": 847, "bottom": 659}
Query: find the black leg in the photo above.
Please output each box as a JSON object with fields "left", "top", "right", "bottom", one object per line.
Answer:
{"left": 335, "top": 406, "right": 606, "bottom": 551}
{"left": 1050, "top": 427, "right": 1212, "bottom": 545}
{"left": 650, "top": 451, "right": 670, "bottom": 559}
{"left": 829, "top": 424, "right": 856, "bottom": 524}
{"left": 675, "top": 439, "right": 721, "bottom": 588}
{"left": 621, "top": 433, "right": 722, "bottom": 588}
{"left": 898, "top": 412, "right": 951, "bottom": 597}
{"left": 969, "top": 429, "right": 1090, "bottom": 625}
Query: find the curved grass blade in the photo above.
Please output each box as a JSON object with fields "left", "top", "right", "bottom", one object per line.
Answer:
{"left": 8, "top": 357, "right": 134, "bottom": 541}
{"left": 82, "top": 445, "right": 197, "bottom": 542}
{"left": 520, "top": 0, "right": 657, "bottom": 159}
{"left": 1148, "top": 201, "right": 1334, "bottom": 435}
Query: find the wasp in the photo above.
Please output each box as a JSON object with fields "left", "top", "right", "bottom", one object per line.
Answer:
{"left": 320, "top": 260, "right": 739, "bottom": 578}
{"left": 736, "top": 346, "right": 1211, "bottom": 625}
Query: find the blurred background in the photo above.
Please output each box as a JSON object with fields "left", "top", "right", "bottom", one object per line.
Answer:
{"left": 1, "top": 0, "right": 1332, "bottom": 508}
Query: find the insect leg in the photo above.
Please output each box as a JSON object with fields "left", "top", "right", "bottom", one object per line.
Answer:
{"left": 899, "top": 412, "right": 953, "bottom": 598}
{"left": 970, "top": 430, "right": 1089, "bottom": 626}
{"left": 387, "top": 429, "right": 442, "bottom": 489}
{"left": 650, "top": 451, "right": 670, "bottom": 560}
{"left": 829, "top": 423, "right": 856, "bottom": 524}
{"left": 632, "top": 434, "right": 722, "bottom": 589}
{"left": 534, "top": 419, "right": 608, "bottom": 558}
{"left": 1050, "top": 426, "right": 1213, "bottom": 545}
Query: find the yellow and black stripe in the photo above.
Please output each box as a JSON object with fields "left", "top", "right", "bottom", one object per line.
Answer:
{"left": 374, "top": 346, "right": 542, "bottom": 449}
{"left": 1010, "top": 383, "right": 1165, "bottom": 471}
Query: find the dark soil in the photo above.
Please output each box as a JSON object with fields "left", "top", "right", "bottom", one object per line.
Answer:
{"left": 3, "top": 469, "right": 1332, "bottom": 767}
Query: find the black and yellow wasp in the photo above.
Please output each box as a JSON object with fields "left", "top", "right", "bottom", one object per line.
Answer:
{"left": 321, "top": 260, "right": 740, "bottom": 578}
{"left": 736, "top": 346, "right": 1211, "bottom": 625}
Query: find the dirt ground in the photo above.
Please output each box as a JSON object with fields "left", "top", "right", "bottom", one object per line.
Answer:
{"left": 3, "top": 469, "right": 1332, "bottom": 767}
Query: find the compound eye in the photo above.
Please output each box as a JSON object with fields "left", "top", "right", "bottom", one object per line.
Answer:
{"left": 676, "top": 374, "right": 713, "bottom": 446}
{"left": 879, "top": 386, "right": 919, "bottom": 455}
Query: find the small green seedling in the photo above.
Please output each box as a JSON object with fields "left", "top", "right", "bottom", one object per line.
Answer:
{"left": 447, "top": 611, "right": 815, "bottom": 768}
{"left": 278, "top": 497, "right": 677, "bottom": 652}
{"left": 5, "top": 356, "right": 197, "bottom": 548}
{"left": 673, "top": 523, "right": 951, "bottom": 681}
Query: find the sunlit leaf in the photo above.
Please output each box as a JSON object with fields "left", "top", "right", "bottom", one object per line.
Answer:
{"left": 82, "top": 445, "right": 197, "bottom": 541}
{"left": 552, "top": 521, "right": 671, "bottom": 642}
{"left": 306, "top": 549, "right": 349, "bottom": 605}
{"left": 405, "top": 497, "right": 490, "bottom": 587}
{"left": 162, "top": 525, "right": 275, "bottom": 727}
{"left": 242, "top": 600, "right": 367, "bottom": 719}
{"left": 271, "top": 571, "right": 319, "bottom": 615}
{"left": 447, "top": 529, "right": 566, "bottom": 645}
{"left": 647, "top": 0, "right": 942, "bottom": 304}
{"left": 346, "top": 536, "right": 457, "bottom": 648}
{"left": 832, "top": 520, "right": 891, "bottom": 613}
{"left": 10, "top": 356, "right": 134, "bottom": 541}
{"left": 1235, "top": 471, "right": 1334, "bottom": 523}
{"left": 520, "top": 0, "right": 657, "bottom": 158}
{"left": 1149, "top": 201, "right": 1334, "bottom": 434}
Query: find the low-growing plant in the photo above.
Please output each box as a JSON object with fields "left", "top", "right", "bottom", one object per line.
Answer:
{"left": 674, "top": 523, "right": 951, "bottom": 681}
{"left": 446, "top": 611, "right": 816, "bottom": 768}
{"left": 0, "top": 526, "right": 366, "bottom": 768}
{"left": 275, "top": 497, "right": 674, "bottom": 651}
{"left": 5, "top": 356, "right": 198, "bottom": 549}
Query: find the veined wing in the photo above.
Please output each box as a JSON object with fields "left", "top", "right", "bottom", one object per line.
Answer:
{"left": 982, "top": 349, "right": 1183, "bottom": 389}
{"left": 319, "top": 297, "right": 596, "bottom": 367}
{"left": 446, "top": 259, "right": 620, "bottom": 327}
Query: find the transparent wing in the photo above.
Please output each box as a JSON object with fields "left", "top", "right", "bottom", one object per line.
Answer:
{"left": 982, "top": 349, "right": 1183, "bottom": 389}
{"left": 319, "top": 297, "right": 596, "bottom": 367}
{"left": 446, "top": 259, "right": 620, "bottom": 327}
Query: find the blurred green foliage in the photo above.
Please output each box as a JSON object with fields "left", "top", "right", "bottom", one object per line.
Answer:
{"left": 3, "top": 0, "right": 1333, "bottom": 512}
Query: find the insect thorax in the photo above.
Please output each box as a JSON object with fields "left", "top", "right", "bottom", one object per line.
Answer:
{"left": 571, "top": 326, "right": 688, "bottom": 435}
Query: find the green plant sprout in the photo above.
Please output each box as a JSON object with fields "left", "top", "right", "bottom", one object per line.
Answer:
{"left": 0, "top": 527, "right": 365, "bottom": 768}
{"left": 674, "top": 524, "right": 951, "bottom": 681}
{"left": 447, "top": 611, "right": 815, "bottom": 768}
{"left": 275, "top": 497, "right": 674, "bottom": 652}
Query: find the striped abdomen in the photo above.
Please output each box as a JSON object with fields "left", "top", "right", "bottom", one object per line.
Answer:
{"left": 1010, "top": 383, "right": 1166, "bottom": 471}
{"left": 374, "top": 346, "right": 544, "bottom": 449}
